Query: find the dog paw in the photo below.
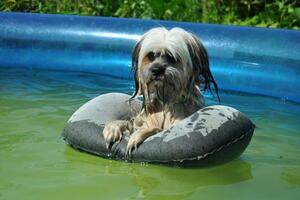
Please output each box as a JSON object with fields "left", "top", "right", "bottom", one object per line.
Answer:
{"left": 103, "top": 120, "right": 132, "bottom": 149}
{"left": 126, "top": 131, "right": 144, "bottom": 156}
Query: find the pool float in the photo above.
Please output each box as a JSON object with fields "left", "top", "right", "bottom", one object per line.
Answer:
{"left": 62, "top": 93, "right": 255, "bottom": 167}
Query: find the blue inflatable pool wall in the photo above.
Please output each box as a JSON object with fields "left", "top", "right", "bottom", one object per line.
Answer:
{"left": 0, "top": 12, "right": 299, "bottom": 103}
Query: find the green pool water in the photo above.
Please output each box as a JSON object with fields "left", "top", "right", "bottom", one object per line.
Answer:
{"left": 0, "top": 68, "right": 299, "bottom": 200}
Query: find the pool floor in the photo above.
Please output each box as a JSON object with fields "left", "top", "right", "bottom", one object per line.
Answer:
{"left": 0, "top": 68, "right": 299, "bottom": 200}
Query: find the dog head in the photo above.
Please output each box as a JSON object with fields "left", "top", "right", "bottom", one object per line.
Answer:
{"left": 131, "top": 27, "right": 219, "bottom": 110}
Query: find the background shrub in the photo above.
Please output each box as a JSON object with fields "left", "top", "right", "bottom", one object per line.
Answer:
{"left": 0, "top": 0, "right": 299, "bottom": 29}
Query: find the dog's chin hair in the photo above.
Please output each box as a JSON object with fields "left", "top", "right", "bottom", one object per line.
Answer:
{"left": 144, "top": 67, "right": 187, "bottom": 106}
{"left": 165, "top": 67, "right": 184, "bottom": 91}
{"left": 143, "top": 81, "right": 165, "bottom": 105}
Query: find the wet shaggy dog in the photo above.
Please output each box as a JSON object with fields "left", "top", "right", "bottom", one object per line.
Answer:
{"left": 103, "top": 27, "right": 219, "bottom": 155}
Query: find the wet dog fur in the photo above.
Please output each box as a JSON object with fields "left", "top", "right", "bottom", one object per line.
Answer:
{"left": 103, "top": 27, "right": 219, "bottom": 155}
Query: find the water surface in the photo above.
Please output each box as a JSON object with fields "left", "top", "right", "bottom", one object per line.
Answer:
{"left": 0, "top": 68, "right": 299, "bottom": 200}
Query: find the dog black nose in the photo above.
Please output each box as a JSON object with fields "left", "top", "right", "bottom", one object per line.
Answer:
{"left": 151, "top": 64, "right": 166, "bottom": 76}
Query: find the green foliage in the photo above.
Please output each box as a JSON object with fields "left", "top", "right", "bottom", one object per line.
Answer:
{"left": 115, "top": 0, "right": 155, "bottom": 19}
{"left": 0, "top": 0, "right": 299, "bottom": 30}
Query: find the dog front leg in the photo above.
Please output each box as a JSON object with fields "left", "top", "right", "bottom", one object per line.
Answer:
{"left": 126, "top": 127, "right": 161, "bottom": 156}
{"left": 103, "top": 120, "right": 133, "bottom": 149}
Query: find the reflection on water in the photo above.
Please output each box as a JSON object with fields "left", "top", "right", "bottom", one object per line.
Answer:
{"left": 63, "top": 146, "right": 252, "bottom": 199}
{"left": 63, "top": 146, "right": 252, "bottom": 198}
{"left": 281, "top": 167, "right": 300, "bottom": 189}
{"left": 1, "top": 68, "right": 300, "bottom": 200}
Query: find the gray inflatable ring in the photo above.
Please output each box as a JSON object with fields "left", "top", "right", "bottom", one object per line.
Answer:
{"left": 62, "top": 93, "right": 255, "bottom": 167}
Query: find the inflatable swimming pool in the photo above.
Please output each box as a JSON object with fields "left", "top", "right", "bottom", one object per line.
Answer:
{"left": 0, "top": 12, "right": 299, "bottom": 166}
{"left": 1, "top": 12, "right": 299, "bottom": 103}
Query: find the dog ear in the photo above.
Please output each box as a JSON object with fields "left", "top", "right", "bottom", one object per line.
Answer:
{"left": 186, "top": 33, "right": 220, "bottom": 102}
{"left": 130, "top": 36, "right": 144, "bottom": 100}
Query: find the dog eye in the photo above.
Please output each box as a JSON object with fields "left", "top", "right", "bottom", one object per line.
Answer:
{"left": 147, "top": 52, "right": 155, "bottom": 62}
{"left": 166, "top": 53, "right": 176, "bottom": 63}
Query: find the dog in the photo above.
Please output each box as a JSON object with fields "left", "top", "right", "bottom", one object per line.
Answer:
{"left": 103, "top": 27, "right": 219, "bottom": 155}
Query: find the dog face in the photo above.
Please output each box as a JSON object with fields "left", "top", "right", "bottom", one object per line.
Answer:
{"left": 138, "top": 47, "right": 187, "bottom": 105}
{"left": 131, "top": 27, "right": 219, "bottom": 110}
